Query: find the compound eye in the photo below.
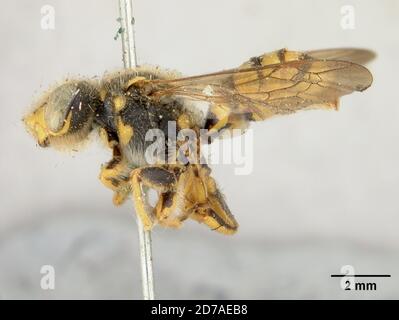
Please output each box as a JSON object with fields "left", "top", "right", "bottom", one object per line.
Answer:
{"left": 44, "top": 82, "right": 79, "bottom": 133}
{"left": 44, "top": 81, "right": 99, "bottom": 135}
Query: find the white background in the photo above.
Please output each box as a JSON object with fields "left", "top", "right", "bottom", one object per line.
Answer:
{"left": 0, "top": 0, "right": 398, "bottom": 299}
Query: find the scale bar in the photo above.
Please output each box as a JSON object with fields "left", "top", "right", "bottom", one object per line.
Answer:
{"left": 330, "top": 274, "right": 391, "bottom": 278}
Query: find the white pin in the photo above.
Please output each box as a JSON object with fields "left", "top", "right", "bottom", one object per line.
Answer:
{"left": 118, "top": 0, "right": 155, "bottom": 300}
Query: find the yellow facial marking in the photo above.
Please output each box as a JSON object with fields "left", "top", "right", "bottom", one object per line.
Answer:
{"left": 117, "top": 116, "right": 133, "bottom": 146}
{"left": 24, "top": 106, "right": 48, "bottom": 145}
{"left": 24, "top": 105, "right": 72, "bottom": 145}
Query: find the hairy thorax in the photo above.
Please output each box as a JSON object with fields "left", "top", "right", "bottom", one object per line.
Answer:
{"left": 94, "top": 66, "right": 205, "bottom": 168}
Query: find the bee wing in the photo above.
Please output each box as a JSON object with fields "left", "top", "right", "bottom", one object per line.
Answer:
{"left": 306, "top": 48, "right": 376, "bottom": 65}
{"left": 148, "top": 49, "right": 373, "bottom": 121}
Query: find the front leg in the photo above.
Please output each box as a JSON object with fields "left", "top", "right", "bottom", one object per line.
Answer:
{"left": 99, "top": 145, "right": 134, "bottom": 206}
{"left": 98, "top": 128, "right": 135, "bottom": 205}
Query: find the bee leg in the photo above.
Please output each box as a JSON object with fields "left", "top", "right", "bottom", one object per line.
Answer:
{"left": 188, "top": 195, "right": 238, "bottom": 235}
{"left": 154, "top": 191, "right": 189, "bottom": 229}
{"left": 99, "top": 144, "right": 133, "bottom": 206}
{"left": 130, "top": 166, "right": 178, "bottom": 231}
{"left": 100, "top": 163, "right": 133, "bottom": 205}
{"left": 183, "top": 165, "right": 239, "bottom": 235}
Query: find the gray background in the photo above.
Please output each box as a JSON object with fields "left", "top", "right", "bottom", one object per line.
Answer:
{"left": 0, "top": 0, "right": 398, "bottom": 299}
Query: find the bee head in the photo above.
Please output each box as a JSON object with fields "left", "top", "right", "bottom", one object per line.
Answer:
{"left": 24, "top": 80, "right": 102, "bottom": 149}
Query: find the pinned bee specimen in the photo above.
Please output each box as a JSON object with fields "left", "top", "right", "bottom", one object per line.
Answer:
{"left": 24, "top": 48, "right": 374, "bottom": 235}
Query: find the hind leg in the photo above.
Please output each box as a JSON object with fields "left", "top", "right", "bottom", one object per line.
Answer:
{"left": 181, "top": 165, "right": 239, "bottom": 235}
{"left": 188, "top": 192, "right": 239, "bottom": 235}
{"left": 131, "top": 164, "right": 238, "bottom": 234}
{"left": 154, "top": 191, "right": 189, "bottom": 229}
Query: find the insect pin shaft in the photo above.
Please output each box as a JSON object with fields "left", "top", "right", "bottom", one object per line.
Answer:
{"left": 118, "top": 0, "right": 137, "bottom": 68}
{"left": 118, "top": 0, "right": 155, "bottom": 300}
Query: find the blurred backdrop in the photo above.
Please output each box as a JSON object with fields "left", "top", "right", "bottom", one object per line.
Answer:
{"left": 0, "top": 0, "right": 398, "bottom": 299}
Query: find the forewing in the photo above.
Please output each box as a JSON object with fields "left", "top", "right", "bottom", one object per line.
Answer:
{"left": 306, "top": 48, "right": 376, "bottom": 65}
{"left": 148, "top": 49, "right": 373, "bottom": 121}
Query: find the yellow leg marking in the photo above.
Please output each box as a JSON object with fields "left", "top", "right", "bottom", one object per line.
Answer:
{"left": 112, "top": 186, "right": 131, "bottom": 206}
{"left": 99, "top": 164, "right": 131, "bottom": 206}
{"left": 131, "top": 171, "right": 155, "bottom": 230}
{"left": 128, "top": 164, "right": 238, "bottom": 234}
{"left": 182, "top": 165, "right": 239, "bottom": 235}
{"left": 99, "top": 145, "right": 132, "bottom": 206}
{"left": 155, "top": 191, "right": 186, "bottom": 229}
{"left": 130, "top": 166, "right": 183, "bottom": 231}
{"left": 158, "top": 217, "right": 183, "bottom": 229}
{"left": 190, "top": 210, "right": 237, "bottom": 235}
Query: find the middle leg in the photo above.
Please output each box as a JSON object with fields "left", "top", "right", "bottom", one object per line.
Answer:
{"left": 130, "top": 165, "right": 181, "bottom": 230}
